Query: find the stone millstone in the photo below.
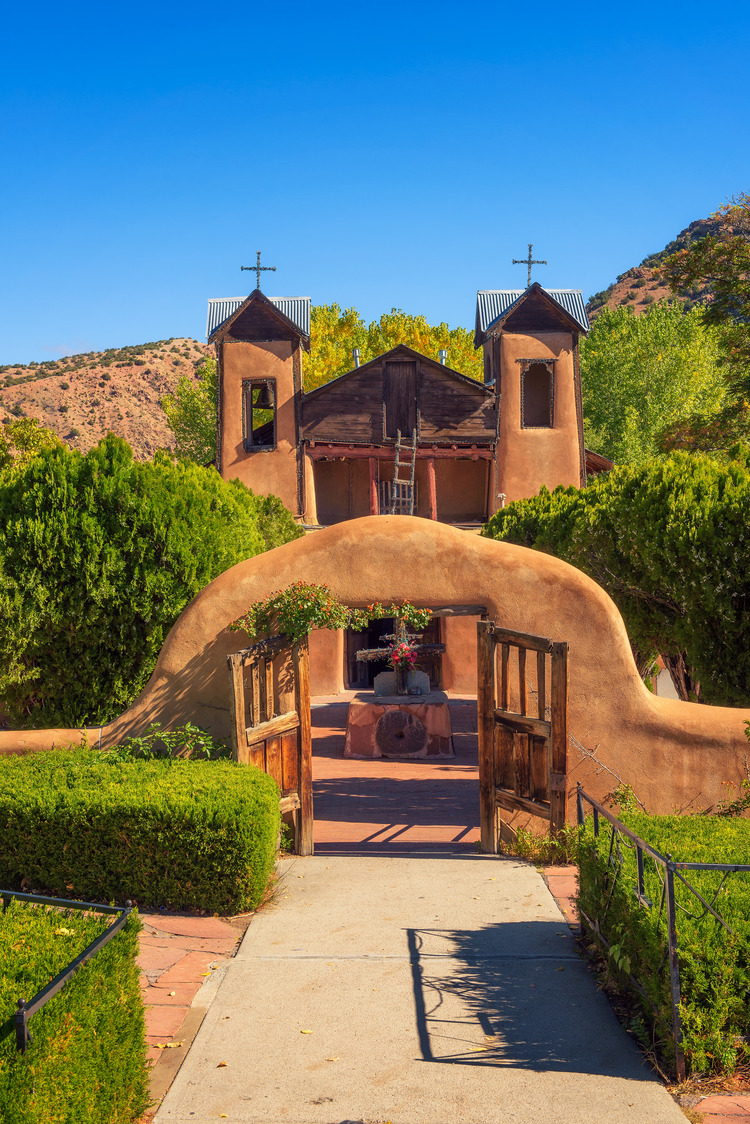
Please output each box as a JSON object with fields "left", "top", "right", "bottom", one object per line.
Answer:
{"left": 375, "top": 709, "right": 427, "bottom": 757}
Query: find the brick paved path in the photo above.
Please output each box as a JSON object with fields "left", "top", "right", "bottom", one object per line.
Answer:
{"left": 312, "top": 697, "right": 482, "bottom": 852}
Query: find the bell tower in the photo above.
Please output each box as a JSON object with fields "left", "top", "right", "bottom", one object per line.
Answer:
{"left": 475, "top": 283, "right": 588, "bottom": 505}
{"left": 208, "top": 289, "right": 311, "bottom": 518}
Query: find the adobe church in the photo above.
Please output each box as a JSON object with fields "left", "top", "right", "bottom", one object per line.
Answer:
{"left": 206, "top": 268, "right": 608, "bottom": 694}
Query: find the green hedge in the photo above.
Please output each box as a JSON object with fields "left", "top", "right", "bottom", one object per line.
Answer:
{"left": 0, "top": 750, "right": 281, "bottom": 914}
{"left": 0, "top": 900, "right": 147, "bottom": 1124}
{"left": 578, "top": 813, "right": 750, "bottom": 1075}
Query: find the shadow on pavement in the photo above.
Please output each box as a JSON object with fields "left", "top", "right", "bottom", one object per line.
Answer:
{"left": 406, "top": 921, "right": 652, "bottom": 1079}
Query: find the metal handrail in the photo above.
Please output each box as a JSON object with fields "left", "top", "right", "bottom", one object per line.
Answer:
{"left": 1, "top": 889, "right": 132, "bottom": 1052}
{"left": 576, "top": 784, "right": 750, "bottom": 1082}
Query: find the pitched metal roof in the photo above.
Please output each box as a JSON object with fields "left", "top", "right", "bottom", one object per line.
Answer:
{"left": 206, "top": 295, "right": 311, "bottom": 340}
{"left": 475, "top": 288, "right": 589, "bottom": 345}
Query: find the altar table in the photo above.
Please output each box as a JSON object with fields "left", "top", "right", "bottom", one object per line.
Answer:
{"left": 343, "top": 691, "right": 455, "bottom": 760}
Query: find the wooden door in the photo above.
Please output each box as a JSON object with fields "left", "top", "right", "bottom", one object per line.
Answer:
{"left": 477, "top": 621, "right": 568, "bottom": 853}
{"left": 227, "top": 636, "right": 313, "bottom": 856}
{"left": 384, "top": 361, "right": 417, "bottom": 438}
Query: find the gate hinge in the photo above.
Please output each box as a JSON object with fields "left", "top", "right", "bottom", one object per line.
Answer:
{"left": 548, "top": 772, "right": 567, "bottom": 792}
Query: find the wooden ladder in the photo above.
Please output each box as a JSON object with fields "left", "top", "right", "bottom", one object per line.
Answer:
{"left": 389, "top": 429, "right": 417, "bottom": 515}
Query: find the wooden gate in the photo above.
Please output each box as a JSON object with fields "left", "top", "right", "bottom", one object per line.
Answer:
{"left": 227, "top": 636, "right": 313, "bottom": 856}
{"left": 477, "top": 621, "right": 568, "bottom": 853}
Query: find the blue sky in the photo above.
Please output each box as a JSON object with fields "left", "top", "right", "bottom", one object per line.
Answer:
{"left": 2, "top": 0, "right": 748, "bottom": 365}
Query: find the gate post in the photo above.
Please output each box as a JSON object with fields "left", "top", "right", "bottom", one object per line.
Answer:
{"left": 549, "top": 641, "right": 569, "bottom": 835}
{"left": 477, "top": 621, "right": 498, "bottom": 854}
{"left": 292, "top": 638, "right": 314, "bottom": 857}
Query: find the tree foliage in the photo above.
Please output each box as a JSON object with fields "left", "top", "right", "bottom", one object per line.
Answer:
{"left": 161, "top": 357, "right": 217, "bottom": 464}
{"left": 660, "top": 193, "right": 750, "bottom": 450}
{"left": 579, "top": 301, "right": 726, "bottom": 465}
{"left": 483, "top": 448, "right": 750, "bottom": 706}
{"left": 303, "top": 304, "right": 482, "bottom": 390}
{"left": 0, "top": 416, "right": 64, "bottom": 471}
{"left": 0, "top": 433, "right": 302, "bottom": 729}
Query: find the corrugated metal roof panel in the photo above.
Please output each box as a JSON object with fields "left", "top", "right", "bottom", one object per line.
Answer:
{"left": 475, "top": 288, "right": 589, "bottom": 340}
{"left": 206, "top": 295, "right": 311, "bottom": 340}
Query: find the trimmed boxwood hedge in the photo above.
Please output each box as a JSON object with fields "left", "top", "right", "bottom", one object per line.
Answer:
{"left": 578, "top": 813, "right": 750, "bottom": 1076}
{"left": 0, "top": 750, "right": 281, "bottom": 915}
{"left": 0, "top": 900, "right": 147, "bottom": 1124}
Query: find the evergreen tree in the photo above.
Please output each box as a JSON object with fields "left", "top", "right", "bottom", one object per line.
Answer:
{"left": 0, "top": 434, "right": 301, "bottom": 728}
{"left": 483, "top": 448, "right": 750, "bottom": 707}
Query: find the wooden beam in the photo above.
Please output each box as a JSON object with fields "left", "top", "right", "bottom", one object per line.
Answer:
{"left": 427, "top": 457, "right": 437, "bottom": 520}
{"left": 494, "top": 710, "right": 551, "bottom": 738}
{"left": 495, "top": 788, "right": 551, "bottom": 820}
{"left": 227, "top": 654, "right": 246, "bottom": 762}
{"left": 368, "top": 457, "right": 378, "bottom": 515}
{"left": 428, "top": 604, "right": 489, "bottom": 618}
{"left": 477, "top": 621, "right": 498, "bottom": 854}
{"left": 490, "top": 625, "right": 554, "bottom": 654}
{"left": 245, "top": 710, "right": 300, "bottom": 747}
{"left": 306, "top": 445, "right": 494, "bottom": 461}
{"left": 279, "top": 793, "right": 301, "bottom": 814}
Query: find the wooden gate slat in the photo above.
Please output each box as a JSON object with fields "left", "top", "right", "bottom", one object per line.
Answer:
{"left": 529, "top": 734, "right": 548, "bottom": 802}
{"left": 536, "top": 650, "right": 546, "bottom": 720}
{"left": 280, "top": 729, "right": 299, "bottom": 794}
{"left": 500, "top": 643, "right": 510, "bottom": 710}
{"left": 518, "top": 648, "right": 527, "bottom": 715}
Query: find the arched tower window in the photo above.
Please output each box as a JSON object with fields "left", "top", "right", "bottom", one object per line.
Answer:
{"left": 521, "top": 362, "right": 554, "bottom": 428}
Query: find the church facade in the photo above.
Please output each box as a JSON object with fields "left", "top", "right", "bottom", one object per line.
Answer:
{"left": 207, "top": 281, "right": 599, "bottom": 530}
{"left": 206, "top": 280, "right": 604, "bottom": 694}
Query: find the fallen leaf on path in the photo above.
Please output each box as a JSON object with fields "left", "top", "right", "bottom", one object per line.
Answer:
{"left": 300, "top": 1029, "right": 312, "bottom": 1034}
{"left": 216, "top": 1061, "right": 228, "bottom": 1067}
{"left": 326, "top": 1057, "right": 339, "bottom": 1062}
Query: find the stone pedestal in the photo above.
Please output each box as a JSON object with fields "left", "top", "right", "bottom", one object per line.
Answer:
{"left": 343, "top": 691, "right": 455, "bottom": 760}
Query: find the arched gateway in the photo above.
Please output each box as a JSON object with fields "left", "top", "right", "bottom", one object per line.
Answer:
{"left": 3, "top": 517, "right": 749, "bottom": 841}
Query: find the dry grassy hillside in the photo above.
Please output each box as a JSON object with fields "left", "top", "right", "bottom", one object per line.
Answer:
{"left": 586, "top": 216, "right": 720, "bottom": 319}
{"left": 0, "top": 338, "right": 210, "bottom": 460}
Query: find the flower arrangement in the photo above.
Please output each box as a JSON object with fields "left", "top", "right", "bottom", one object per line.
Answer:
{"left": 388, "top": 641, "right": 418, "bottom": 670}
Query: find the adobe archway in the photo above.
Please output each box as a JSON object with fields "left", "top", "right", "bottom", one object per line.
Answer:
{"left": 2, "top": 515, "right": 748, "bottom": 821}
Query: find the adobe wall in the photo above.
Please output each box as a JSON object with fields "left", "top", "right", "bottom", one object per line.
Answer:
{"left": 2, "top": 516, "right": 748, "bottom": 820}
{"left": 496, "top": 331, "right": 582, "bottom": 502}
{"left": 219, "top": 340, "right": 299, "bottom": 514}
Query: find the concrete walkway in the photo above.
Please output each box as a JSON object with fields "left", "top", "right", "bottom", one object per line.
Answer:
{"left": 155, "top": 854, "right": 685, "bottom": 1124}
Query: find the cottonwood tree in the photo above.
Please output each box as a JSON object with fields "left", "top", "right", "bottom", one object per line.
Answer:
{"left": 579, "top": 301, "right": 726, "bottom": 465}
{"left": 660, "top": 193, "right": 750, "bottom": 451}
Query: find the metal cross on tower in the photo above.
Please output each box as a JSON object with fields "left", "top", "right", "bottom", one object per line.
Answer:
{"left": 241, "top": 251, "right": 277, "bottom": 290}
{"left": 512, "top": 243, "right": 547, "bottom": 287}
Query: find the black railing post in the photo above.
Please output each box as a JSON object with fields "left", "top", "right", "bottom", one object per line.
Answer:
{"left": 577, "top": 782, "right": 584, "bottom": 826}
{"left": 593, "top": 805, "right": 600, "bottom": 837}
{"left": 637, "top": 845, "right": 645, "bottom": 900}
{"left": 665, "top": 855, "right": 686, "bottom": 1082}
{"left": 15, "top": 998, "right": 29, "bottom": 1052}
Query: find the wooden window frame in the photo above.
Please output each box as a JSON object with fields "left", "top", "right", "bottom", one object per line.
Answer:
{"left": 242, "top": 378, "right": 277, "bottom": 452}
{"left": 518, "top": 359, "right": 556, "bottom": 429}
